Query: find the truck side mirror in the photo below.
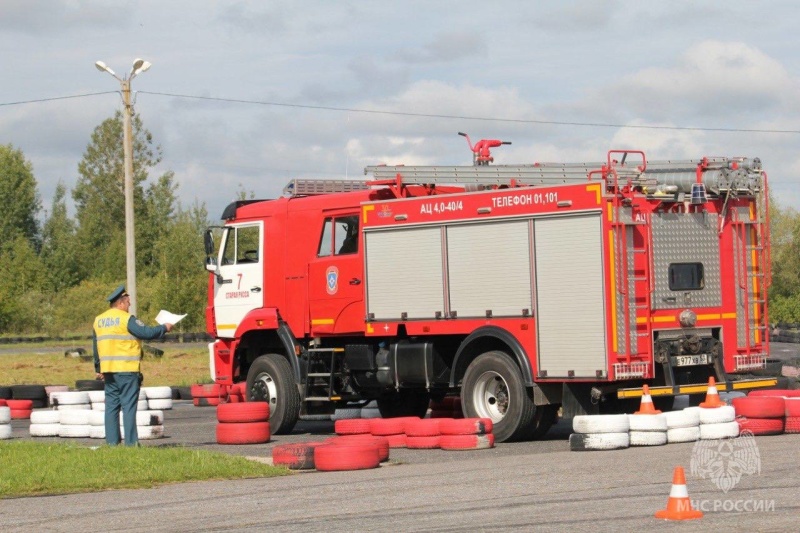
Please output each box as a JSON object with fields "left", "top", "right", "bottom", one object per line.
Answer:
{"left": 204, "top": 230, "right": 215, "bottom": 255}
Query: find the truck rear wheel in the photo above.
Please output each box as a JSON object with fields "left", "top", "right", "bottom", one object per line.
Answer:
{"left": 246, "top": 353, "right": 300, "bottom": 435}
{"left": 462, "top": 350, "right": 537, "bottom": 442}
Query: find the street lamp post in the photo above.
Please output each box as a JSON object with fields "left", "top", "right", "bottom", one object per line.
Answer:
{"left": 94, "top": 58, "right": 151, "bottom": 316}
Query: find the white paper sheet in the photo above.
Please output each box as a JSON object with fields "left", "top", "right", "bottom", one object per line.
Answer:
{"left": 155, "top": 310, "right": 187, "bottom": 326}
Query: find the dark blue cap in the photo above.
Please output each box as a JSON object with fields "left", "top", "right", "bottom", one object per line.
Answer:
{"left": 107, "top": 284, "right": 128, "bottom": 303}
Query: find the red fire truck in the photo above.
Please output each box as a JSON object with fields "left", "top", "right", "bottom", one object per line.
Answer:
{"left": 203, "top": 140, "right": 777, "bottom": 442}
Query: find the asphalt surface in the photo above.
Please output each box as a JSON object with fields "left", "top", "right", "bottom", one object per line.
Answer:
{"left": 1, "top": 343, "right": 799, "bottom": 531}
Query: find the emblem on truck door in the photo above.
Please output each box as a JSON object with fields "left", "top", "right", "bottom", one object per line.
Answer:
{"left": 326, "top": 266, "right": 339, "bottom": 295}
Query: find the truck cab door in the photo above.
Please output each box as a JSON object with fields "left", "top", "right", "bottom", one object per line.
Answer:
{"left": 308, "top": 213, "right": 364, "bottom": 334}
{"left": 213, "top": 222, "right": 264, "bottom": 338}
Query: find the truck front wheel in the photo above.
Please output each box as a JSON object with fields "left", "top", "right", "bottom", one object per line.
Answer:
{"left": 462, "top": 350, "right": 537, "bottom": 442}
{"left": 246, "top": 353, "right": 300, "bottom": 435}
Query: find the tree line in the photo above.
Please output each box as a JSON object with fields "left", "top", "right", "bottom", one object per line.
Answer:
{"left": 0, "top": 112, "right": 209, "bottom": 336}
{"left": 1, "top": 113, "right": 799, "bottom": 337}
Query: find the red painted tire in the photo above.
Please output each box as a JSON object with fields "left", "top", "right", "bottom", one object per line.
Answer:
{"left": 217, "top": 402, "right": 270, "bottom": 423}
{"left": 785, "top": 398, "right": 800, "bottom": 417}
{"left": 227, "top": 394, "right": 243, "bottom": 403}
{"left": 369, "top": 418, "right": 405, "bottom": 436}
{"left": 406, "top": 435, "right": 441, "bottom": 449}
{"left": 230, "top": 382, "right": 248, "bottom": 396}
{"left": 440, "top": 434, "right": 495, "bottom": 450}
{"left": 10, "top": 408, "right": 32, "bottom": 420}
{"left": 405, "top": 418, "right": 441, "bottom": 437}
{"left": 736, "top": 417, "right": 784, "bottom": 436}
{"left": 6, "top": 399, "right": 33, "bottom": 410}
{"left": 272, "top": 442, "right": 325, "bottom": 470}
{"left": 785, "top": 416, "right": 800, "bottom": 434}
{"left": 429, "top": 410, "right": 453, "bottom": 418}
{"left": 439, "top": 418, "right": 493, "bottom": 435}
{"left": 749, "top": 389, "right": 800, "bottom": 398}
{"left": 327, "top": 435, "right": 390, "bottom": 462}
{"left": 732, "top": 397, "right": 785, "bottom": 418}
{"left": 314, "top": 443, "right": 380, "bottom": 471}
{"left": 194, "top": 397, "right": 221, "bottom": 407}
{"left": 335, "top": 418, "right": 372, "bottom": 435}
{"left": 216, "top": 421, "right": 270, "bottom": 444}
{"left": 385, "top": 433, "right": 407, "bottom": 448}
{"left": 191, "top": 383, "right": 224, "bottom": 398}
{"left": 0, "top": 399, "right": 6, "bottom": 407}
{"left": 441, "top": 396, "right": 462, "bottom": 410}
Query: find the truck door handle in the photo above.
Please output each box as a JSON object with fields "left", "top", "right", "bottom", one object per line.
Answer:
{"left": 251, "top": 286, "right": 262, "bottom": 292}
{"left": 349, "top": 278, "right": 361, "bottom": 285}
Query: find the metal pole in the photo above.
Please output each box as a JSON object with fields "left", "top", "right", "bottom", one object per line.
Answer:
{"left": 121, "top": 78, "right": 137, "bottom": 315}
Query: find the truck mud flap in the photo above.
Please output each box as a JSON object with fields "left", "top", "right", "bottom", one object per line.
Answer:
{"left": 617, "top": 377, "right": 778, "bottom": 399}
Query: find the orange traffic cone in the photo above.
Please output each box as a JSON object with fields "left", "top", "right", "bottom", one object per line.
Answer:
{"left": 699, "top": 377, "right": 726, "bottom": 408}
{"left": 655, "top": 466, "right": 703, "bottom": 521}
{"left": 634, "top": 385, "right": 662, "bottom": 414}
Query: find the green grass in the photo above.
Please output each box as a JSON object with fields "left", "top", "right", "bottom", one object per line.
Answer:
{"left": 0, "top": 441, "right": 289, "bottom": 498}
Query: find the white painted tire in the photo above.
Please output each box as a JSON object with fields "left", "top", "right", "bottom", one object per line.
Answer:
{"left": 128, "top": 425, "right": 164, "bottom": 440}
{"left": 87, "top": 390, "right": 105, "bottom": 403}
{"left": 52, "top": 391, "right": 90, "bottom": 405}
{"left": 59, "top": 424, "right": 91, "bottom": 438}
{"left": 60, "top": 410, "right": 90, "bottom": 425}
{"left": 29, "top": 423, "right": 60, "bottom": 437}
{"left": 137, "top": 399, "right": 149, "bottom": 410}
{"left": 360, "top": 408, "right": 382, "bottom": 419}
{"left": 572, "top": 414, "right": 630, "bottom": 434}
{"left": 0, "top": 406, "right": 10, "bottom": 424}
{"left": 56, "top": 404, "right": 91, "bottom": 411}
{"left": 138, "top": 389, "right": 147, "bottom": 400}
{"left": 331, "top": 408, "right": 362, "bottom": 421}
{"left": 569, "top": 432, "right": 629, "bottom": 451}
{"left": 119, "top": 410, "right": 164, "bottom": 426}
{"left": 664, "top": 408, "right": 701, "bottom": 429}
{"left": 629, "top": 430, "right": 668, "bottom": 446}
{"left": 699, "top": 405, "right": 736, "bottom": 424}
{"left": 142, "top": 386, "right": 172, "bottom": 400}
{"left": 700, "top": 421, "right": 740, "bottom": 439}
{"left": 0, "top": 424, "right": 11, "bottom": 440}
{"left": 146, "top": 398, "right": 173, "bottom": 410}
{"left": 667, "top": 426, "right": 701, "bottom": 443}
{"left": 88, "top": 411, "right": 105, "bottom": 426}
{"left": 89, "top": 425, "right": 105, "bottom": 439}
{"left": 92, "top": 403, "right": 106, "bottom": 411}
{"left": 628, "top": 413, "right": 668, "bottom": 431}
{"left": 30, "top": 410, "right": 61, "bottom": 424}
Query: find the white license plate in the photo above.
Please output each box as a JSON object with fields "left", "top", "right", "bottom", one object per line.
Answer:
{"left": 674, "top": 354, "right": 708, "bottom": 367}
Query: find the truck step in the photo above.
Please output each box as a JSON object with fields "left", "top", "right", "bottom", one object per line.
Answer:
{"left": 304, "top": 396, "right": 334, "bottom": 402}
{"left": 307, "top": 373, "right": 334, "bottom": 378}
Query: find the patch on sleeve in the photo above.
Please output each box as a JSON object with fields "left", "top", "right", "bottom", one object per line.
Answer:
{"left": 136, "top": 319, "right": 145, "bottom": 327}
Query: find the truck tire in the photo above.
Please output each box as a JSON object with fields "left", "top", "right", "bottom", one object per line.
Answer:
{"left": 462, "top": 350, "right": 537, "bottom": 442}
{"left": 377, "top": 390, "right": 430, "bottom": 419}
{"left": 246, "top": 353, "right": 300, "bottom": 435}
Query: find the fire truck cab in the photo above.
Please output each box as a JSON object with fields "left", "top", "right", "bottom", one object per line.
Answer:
{"left": 204, "top": 148, "right": 777, "bottom": 442}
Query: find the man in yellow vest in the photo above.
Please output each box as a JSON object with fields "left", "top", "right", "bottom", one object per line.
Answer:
{"left": 93, "top": 285, "right": 173, "bottom": 446}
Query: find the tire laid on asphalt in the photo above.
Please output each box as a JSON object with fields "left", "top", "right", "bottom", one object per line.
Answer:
{"left": 89, "top": 426, "right": 105, "bottom": 439}
{"left": 368, "top": 418, "right": 405, "bottom": 436}
{"left": 29, "top": 423, "right": 60, "bottom": 437}
{"left": 736, "top": 417, "right": 784, "bottom": 436}
{"left": 52, "top": 391, "right": 90, "bottom": 406}
{"left": 177, "top": 386, "right": 192, "bottom": 400}
{"left": 461, "top": 350, "right": 537, "bottom": 442}
{"left": 698, "top": 405, "right": 736, "bottom": 424}
{"left": 439, "top": 434, "right": 495, "bottom": 450}
{"left": 59, "top": 424, "right": 91, "bottom": 438}
{"left": 0, "top": 406, "right": 10, "bottom": 424}
{"left": 0, "top": 424, "right": 11, "bottom": 440}
{"left": 0, "top": 399, "right": 6, "bottom": 407}
{"left": 405, "top": 418, "right": 441, "bottom": 437}
{"left": 125, "top": 410, "right": 164, "bottom": 426}
{"left": 385, "top": 434, "right": 407, "bottom": 448}
{"left": 699, "top": 421, "right": 740, "bottom": 439}
{"left": 11, "top": 385, "right": 47, "bottom": 401}
{"left": 439, "top": 418, "right": 493, "bottom": 435}
{"left": 628, "top": 413, "right": 668, "bottom": 432}
{"left": 572, "top": 414, "right": 630, "bottom": 434}
{"left": 146, "top": 398, "right": 173, "bottom": 410}
{"left": 142, "top": 386, "right": 173, "bottom": 400}
{"left": 30, "top": 410, "right": 61, "bottom": 425}
{"left": 87, "top": 391, "right": 105, "bottom": 404}
{"left": 749, "top": 389, "right": 800, "bottom": 398}
{"left": 10, "top": 409, "right": 32, "bottom": 420}
{"left": 0, "top": 386, "right": 12, "bottom": 400}
{"left": 667, "top": 426, "right": 701, "bottom": 443}
{"left": 88, "top": 411, "right": 105, "bottom": 426}
{"left": 136, "top": 425, "right": 165, "bottom": 440}
{"left": 629, "top": 430, "right": 668, "bottom": 446}
{"left": 786, "top": 398, "right": 800, "bottom": 417}
{"left": 60, "top": 409, "right": 91, "bottom": 425}
{"left": 272, "top": 442, "right": 326, "bottom": 470}
{"left": 406, "top": 436, "right": 441, "bottom": 449}
{"left": 216, "top": 421, "right": 270, "bottom": 444}
{"left": 191, "top": 383, "right": 224, "bottom": 399}
{"left": 664, "top": 409, "right": 701, "bottom": 429}
{"left": 732, "top": 397, "right": 785, "bottom": 418}
{"left": 6, "top": 399, "right": 33, "bottom": 411}
{"left": 335, "top": 418, "right": 372, "bottom": 435}
{"left": 785, "top": 417, "right": 800, "bottom": 434}
{"left": 314, "top": 443, "right": 381, "bottom": 471}
{"left": 75, "top": 379, "right": 105, "bottom": 391}
{"left": 327, "top": 435, "right": 390, "bottom": 462}
{"left": 217, "top": 402, "right": 270, "bottom": 423}
{"left": 246, "top": 353, "right": 300, "bottom": 435}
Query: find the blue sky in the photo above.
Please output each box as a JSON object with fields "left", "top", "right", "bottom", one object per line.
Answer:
{"left": 1, "top": 0, "right": 798, "bottom": 220}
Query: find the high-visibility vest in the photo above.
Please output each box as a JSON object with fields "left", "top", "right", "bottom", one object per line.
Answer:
{"left": 94, "top": 308, "right": 141, "bottom": 373}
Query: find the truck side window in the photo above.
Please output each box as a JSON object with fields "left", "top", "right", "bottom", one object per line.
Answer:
{"left": 318, "top": 219, "right": 333, "bottom": 257}
{"left": 336, "top": 216, "right": 359, "bottom": 255}
{"left": 669, "top": 263, "right": 704, "bottom": 291}
{"left": 221, "top": 229, "right": 236, "bottom": 265}
{"left": 236, "top": 226, "right": 260, "bottom": 263}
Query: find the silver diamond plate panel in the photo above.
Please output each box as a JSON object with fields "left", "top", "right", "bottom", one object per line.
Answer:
{"left": 652, "top": 212, "right": 721, "bottom": 310}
